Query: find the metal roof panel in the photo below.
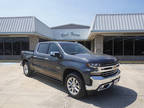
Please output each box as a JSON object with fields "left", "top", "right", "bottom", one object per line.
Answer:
{"left": 91, "top": 13, "right": 144, "bottom": 32}
{"left": 0, "top": 16, "right": 52, "bottom": 39}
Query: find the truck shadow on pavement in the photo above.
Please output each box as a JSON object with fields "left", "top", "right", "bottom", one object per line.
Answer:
{"left": 80, "top": 86, "right": 137, "bottom": 108}
{"left": 32, "top": 73, "right": 137, "bottom": 108}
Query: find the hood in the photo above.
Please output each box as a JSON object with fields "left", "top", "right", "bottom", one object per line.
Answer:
{"left": 74, "top": 53, "right": 118, "bottom": 65}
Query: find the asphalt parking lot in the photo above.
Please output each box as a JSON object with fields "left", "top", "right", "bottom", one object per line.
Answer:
{"left": 0, "top": 63, "right": 144, "bottom": 108}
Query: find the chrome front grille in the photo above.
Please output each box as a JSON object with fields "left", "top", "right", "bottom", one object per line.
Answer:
{"left": 98, "top": 64, "right": 119, "bottom": 72}
{"left": 91, "top": 64, "right": 119, "bottom": 77}
{"left": 101, "top": 70, "right": 117, "bottom": 77}
{"left": 100, "top": 62, "right": 118, "bottom": 67}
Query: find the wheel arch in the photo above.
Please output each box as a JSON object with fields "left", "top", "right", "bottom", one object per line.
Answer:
{"left": 63, "top": 68, "right": 84, "bottom": 85}
{"left": 22, "top": 59, "right": 28, "bottom": 66}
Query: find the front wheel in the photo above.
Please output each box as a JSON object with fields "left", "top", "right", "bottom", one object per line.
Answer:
{"left": 23, "top": 62, "right": 33, "bottom": 77}
{"left": 65, "top": 73, "right": 86, "bottom": 99}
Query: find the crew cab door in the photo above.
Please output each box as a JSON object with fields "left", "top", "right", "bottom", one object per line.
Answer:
{"left": 46, "top": 43, "right": 63, "bottom": 80}
{"left": 32, "top": 43, "right": 51, "bottom": 75}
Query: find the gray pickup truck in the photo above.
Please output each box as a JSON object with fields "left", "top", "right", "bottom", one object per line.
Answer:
{"left": 21, "top": 41, "right": 120, "bottom": 98}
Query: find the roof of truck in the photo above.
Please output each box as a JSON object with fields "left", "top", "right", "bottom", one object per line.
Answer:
{"left": 39, "top": 41, "right": 78, "bottom": 44}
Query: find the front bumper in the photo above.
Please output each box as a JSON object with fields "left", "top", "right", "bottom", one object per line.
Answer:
{"left": 85, "top": 70, "right": 120, "bottom": 91}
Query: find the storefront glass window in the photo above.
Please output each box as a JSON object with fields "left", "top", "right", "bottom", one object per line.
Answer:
{"left": 135, "top": 36, "right": 144, "bottom": 55}
{"left": 4, "top": 38, "right": 13, "bottom": 55}
{"left": 78, "top": 41, "right": 91, "bottom": 50}
{"left": 104, "top": 36, "right": 144, "bottom": 56}
{"left": 114, "top": 37, "right": 123, "bottom": 55}
{"left": 103, "top": 37, "right": 113, "bottom": 55}
{"left": 124, "top": 37, "right": 134, "bottom": 55}
{"left": 21, "top": 38, "right": 29, "bottom": 51}
{"left": 13, "top": 38, "right": 21, "bottom": 55}
{"left": 0, "top": 39, "right": 3, "bottom": 55}
{"left": 0, "top": 37, "right": 29, "bottom": 55}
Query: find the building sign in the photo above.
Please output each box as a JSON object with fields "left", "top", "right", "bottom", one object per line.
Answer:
{"left": 61, "top": 32, "right": 80, "bottom": 37}
{"left": 52, "top": 28, "right": 89, "bottom": 40}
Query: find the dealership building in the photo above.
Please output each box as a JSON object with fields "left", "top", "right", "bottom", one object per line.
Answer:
{"left": 0, "top": 13, "right": 144, "bottom": 60}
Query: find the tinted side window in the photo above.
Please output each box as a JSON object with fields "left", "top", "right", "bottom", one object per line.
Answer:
{"left": 48, "top": 43, "right": 59, "bottom": 54}
{"left": 37, "top": 43, "right": 49, "bottom": 54}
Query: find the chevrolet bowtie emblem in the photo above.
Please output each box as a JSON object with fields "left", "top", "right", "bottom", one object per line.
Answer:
{"left": 113, "top": 65, "right": 117, "bottom": 70}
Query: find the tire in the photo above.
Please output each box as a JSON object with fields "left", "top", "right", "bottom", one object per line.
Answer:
{"left": 23, "top": 62, "right": 33, "bottom": 77}
{"left": 65, "top": 72, "right": 87, "bottom": 99}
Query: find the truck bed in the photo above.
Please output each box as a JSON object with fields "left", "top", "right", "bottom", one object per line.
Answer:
{"left": 21, "top": 51, "right": 34, "bottom": 60}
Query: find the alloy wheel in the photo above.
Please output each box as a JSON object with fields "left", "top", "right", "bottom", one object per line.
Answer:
{"left": 23, "top": 64, "right": 28, "bottom": 75}
{"left": 67, "top": 77, "right": 80, "bottom": 95}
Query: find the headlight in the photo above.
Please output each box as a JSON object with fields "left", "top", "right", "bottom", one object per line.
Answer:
{"left": 87, "top": 63, "right": 100, "bottom": 69}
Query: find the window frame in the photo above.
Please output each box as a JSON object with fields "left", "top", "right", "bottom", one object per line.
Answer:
{"left": 37, "top": 43, "right": 49, "bottom": 55}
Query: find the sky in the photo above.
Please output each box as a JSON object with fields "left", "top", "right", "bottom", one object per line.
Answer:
{"left": 0, "top": 0, "right": 144, "bottom": 27}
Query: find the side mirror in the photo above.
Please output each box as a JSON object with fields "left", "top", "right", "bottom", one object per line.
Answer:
{"left": 50, "top": 51, "right": 61, "bottom": 58}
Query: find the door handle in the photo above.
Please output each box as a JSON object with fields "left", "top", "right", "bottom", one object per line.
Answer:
{"left": 44, "top": 58, "right": 49, "bottom": 60}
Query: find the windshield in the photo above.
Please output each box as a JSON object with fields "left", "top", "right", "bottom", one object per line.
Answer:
{"left": 59, "top": 42, "right": 91, "bottom": 55}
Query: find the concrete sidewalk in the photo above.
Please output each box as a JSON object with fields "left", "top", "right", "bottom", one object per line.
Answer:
{"left": 0, "top": 63, "right": 144, "bottom": 108}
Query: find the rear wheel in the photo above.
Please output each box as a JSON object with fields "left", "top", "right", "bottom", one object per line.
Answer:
{"left": 23, "top": 62, "right": 33, "bottom": 77}
{"left": 65, "top": 73, "right": 86, "bottom": 99}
